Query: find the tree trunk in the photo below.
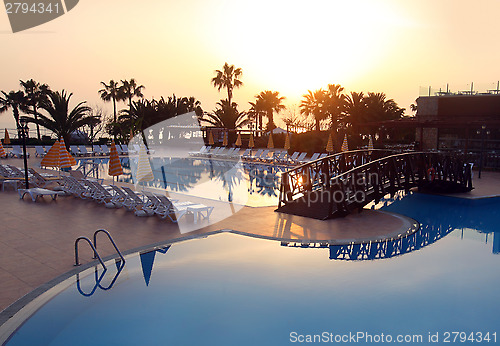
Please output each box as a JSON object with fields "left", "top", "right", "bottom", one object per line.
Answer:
{"left": 34, "top": 105, "right": 41, "bottom": 140}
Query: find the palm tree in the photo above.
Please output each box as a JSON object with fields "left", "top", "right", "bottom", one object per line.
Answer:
{"left": 211, "top": 63, "right": 243, "bottom": 104}
{"left": 23, "top": 90, "right": 97, "bottom": 148}
{"left": 202, "top": 100, "right": 249, "bottom": 130}
{"left": 364, "top": 92, "right": 404, "bottom": 122}
{"left": 252, "top": 90, "right": 286, "bottom": 131}
{"left": 344, "top": 91, "right": 367, "bottom": 133}
{"left": 0, "top": 90, "right": 27, "bottom": 130}
{"left": 19, "top": 79, "right": 50, "bottom": 140}
{"left": 119, "top": 79, "right": 145, "bottom": 115}
{"left": 98, "top": 80, "right": 121, "bottom": 123}
{"left": 248, "top": 101, "right": 264, "bottom": 133}
{"left": 300, "top": 89, "right": 327, "bottom": 132}
{"left": 324, "top": 84, "right": 346, "bottom": 130}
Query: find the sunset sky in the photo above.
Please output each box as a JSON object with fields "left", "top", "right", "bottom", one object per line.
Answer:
{"left": 1, "top": 0, "right": 500, "bottom": 130}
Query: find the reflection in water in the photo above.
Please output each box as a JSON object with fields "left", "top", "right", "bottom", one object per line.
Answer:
{"left": 77, "top": 157, "right": 284, "bottom": 206}
{"left": 280, "top": 193, "right": 500, "bottom": 260}
{"left": 139, "top": 246, "right": 170, "bottom": 286}
{"left": 76, "top": 259, "right": 125, "bottom": 297}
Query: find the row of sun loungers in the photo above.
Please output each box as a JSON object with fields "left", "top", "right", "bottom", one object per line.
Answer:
{"left": 59, "top": 176, "right": 213, "bottom": 223}
{"left": 34, "top": 144, "right": 137, "bottom": 158}
{"left": 189, "top": 146, "right": 329, "bottom": 166}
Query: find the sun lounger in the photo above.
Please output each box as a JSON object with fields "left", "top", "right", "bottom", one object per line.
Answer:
{"left": 319, "top": 153, "right": 328, "bottom": 159}
{"left": 6, "top": 165, "right": 26, "bottom": 177}
{"left": 28, "top": 168, "right": 61, "bottom": 188}
{"left": 18, "top": 188, "right": 61, "bottom": 202}
{"left": 70, "top": 145, "right": 81, "bottom": 156}
{"left": 300, "top": 153, "right": 320, "bottom": 164}
{"left": 78, "top": 145, "right": 90, "bottom": 156}
{"left": 123, "top": 144, "right": 136, "bottom": 155}
{"left": 240, "top": 148, "right": 252, "bottom": 160}
{"left": 35, "top": 146, "right": 46, "bottom": 157}
{"left": 100, "top": 145, "right": 110, "bottom": 155}
{"left": 121, "top": 186, "right": 147, "bottom": 211}
{"left": 246, "top": 149, "right": 263, "bottom": 161}
{"left": 293, "top": 152, "right": 307, "bottom": 165}
{"left": 188, "top": 146, "right": 209, "bottom": 157}
{"left": 118, "top": 144, "right": 129, "bottom": 155}
{"left": 132, "top": 144, "right": 155, "bottom": 155}
{"left": 9, "top": 145, "right": 29, "bottom": 158}
{"left": 92, "top": 145, "right": 103, "bottom": 156}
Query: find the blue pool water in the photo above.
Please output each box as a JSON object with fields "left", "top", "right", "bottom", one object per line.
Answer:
{"left": 4, "top": 193, "right": 500, "bottom": 345}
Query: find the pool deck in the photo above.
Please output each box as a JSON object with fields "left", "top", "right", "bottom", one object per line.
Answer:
{"left": 1, "top": 153, "right": 499, "bottom": 319}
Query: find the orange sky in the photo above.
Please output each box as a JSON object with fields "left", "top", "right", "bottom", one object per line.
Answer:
{"left": 2, "top": 0, "right": 500, "bottom": 130}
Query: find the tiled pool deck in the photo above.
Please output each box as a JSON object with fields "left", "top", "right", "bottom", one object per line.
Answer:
{"left": 1, "top": 153, "right": 499, "bottom": 317}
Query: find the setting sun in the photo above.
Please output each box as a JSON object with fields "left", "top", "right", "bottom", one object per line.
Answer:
{"left": 202, "top": 0, "right": 411, "bottom": 102}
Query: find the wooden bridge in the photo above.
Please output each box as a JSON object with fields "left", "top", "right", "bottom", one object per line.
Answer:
{"left": 276, "top": 150, "right": 473, "bottom": 220}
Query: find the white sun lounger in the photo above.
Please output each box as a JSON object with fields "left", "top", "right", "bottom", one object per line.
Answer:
{"left": 18, "top": 188, "right": 61, "bottom": 202}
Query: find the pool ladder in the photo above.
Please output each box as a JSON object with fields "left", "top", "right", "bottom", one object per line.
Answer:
{"left": 74, "top": 229, "right": 125, "bottom": 270}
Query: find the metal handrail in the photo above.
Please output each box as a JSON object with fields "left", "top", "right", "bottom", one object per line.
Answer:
{"left": 93, "top": 229, "right": 125, "bottom": 264}
{"left": 277, "top": 151, "right": 473, "bottom": 219}
{"left": 74, "top": 236, "right": 107, "bottom": 269}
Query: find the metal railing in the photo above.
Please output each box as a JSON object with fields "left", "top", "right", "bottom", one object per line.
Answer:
{"left": 277, "top": 151, "right": 473, "bottom": 219}
{"left": 74, "top": 229, "right": 125, "bottom": 268}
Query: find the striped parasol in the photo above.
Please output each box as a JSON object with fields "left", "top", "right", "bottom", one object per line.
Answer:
{"left": 0, "top": 141, "right": 6, "bottom": 158}
{"left": 222, "top": 131, "right": 228, "bottom": 146}
{"left": 4, "top": 129, "right": 10, "bottom": 145}
{"left": 368, "top": 135, "right": 374, "bottom": 154}
{"left": 136, "top": 144, "right": 154, "bottom": 183}
{"left": 235, "top": 132, "right": 242, "bottom": 146}
{"left": 59, "top": 138, "right": 76, "bottom": 168}
{"left": 108, "top": 141, "right": 123, "bottom": 177}
{"left": 326, "top": 132, "right": 334, "bottom": 152}
{"left": 341, "top": 134, "right": 349, "bottom": 152}
{"left": 267, "top": 133, "right": 274, "bottom": 149}
{"left": 284, "top": 133, "right": 290, "bottom": 150}
{"left": 248, "top": 133, "right": 255, "bottom": 148}
{"left": 41, "top": 140, "right": 62, "bottom": 168}
{"left": 208, "top": 130, "right": 214, "bottom": 145}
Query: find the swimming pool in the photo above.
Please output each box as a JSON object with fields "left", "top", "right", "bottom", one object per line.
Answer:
{"left": 3, "top": 193, "right": 500, "bottom": 345}
{"left": 74, "top": 157, "right": 284, "bottom": 207}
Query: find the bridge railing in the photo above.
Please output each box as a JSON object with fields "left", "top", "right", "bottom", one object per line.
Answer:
{"left": 278, "top": 149, "right": 396, "bottom": 208}
{"left": 278, "top": 151, "right": 473, "bottom": 219}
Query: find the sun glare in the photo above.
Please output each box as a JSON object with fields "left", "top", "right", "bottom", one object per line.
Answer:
{"left": 203, "top": 0, "right": 406, "bottom": 100}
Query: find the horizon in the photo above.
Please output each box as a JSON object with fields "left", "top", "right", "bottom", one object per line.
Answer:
{"left": 2, "top": 0, "right": 500, "bottom": 131}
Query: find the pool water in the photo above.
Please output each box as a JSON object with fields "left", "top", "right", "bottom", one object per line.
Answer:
{"left": 4, "top": 194, "right": 500, "bottom": 345}
{"left": 75, "top": 157, "right": 284, "bottom": 207}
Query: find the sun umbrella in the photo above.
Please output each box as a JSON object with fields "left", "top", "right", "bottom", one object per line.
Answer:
{"left": 136, "top": 144, "right": 154, "bottom": 189}
{"left": 284, "top": 133, "right": 290, "bottom": 150}
{"left": 0, "top": 141, "right": 6, "bottom": 158}
{"left": 58, "top": 139, "right": 76, "bottom": 168}
{"left": 4, "top": 129, "right": 10, "bottom": 145}
{"left": 222, "top": 131, "right": 228, "bottom": 146}
{"left": 235, "top": 132, "right": 242, "bottom": 146}
{"left": 341, "top": 134, "right": 349, "bottom": 152}
{"left": 248, "top": 133, "right": 255, "bottom": 148}
{"left": 208, "top": 130, "right": 214, "bottom": 145}
{"left": 267, "top": 133, "right": 274, "bottom": 149}
{"left": 368, "top": 135, "right": 374, "bottom": 154}
{"left": 40, "top": 140, "right": 61, "bottom": 168}
{"left": 326, "top": 132, "right": 334, "bottom": 152}
{"left": 108, "top": 141, "right": 123, "bottom": 181}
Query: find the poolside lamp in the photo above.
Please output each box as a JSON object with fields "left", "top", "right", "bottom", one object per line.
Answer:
{"left": 18, "top": 118, "right": 30, "bottom": 188}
